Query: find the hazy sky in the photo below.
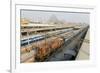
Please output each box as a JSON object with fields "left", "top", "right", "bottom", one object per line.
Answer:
{"left": 21, "top": 10, "right": 90, "bottom": 24}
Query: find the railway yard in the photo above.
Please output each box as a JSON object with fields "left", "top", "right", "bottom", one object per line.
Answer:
{"left": 20, "top": 22, "right": 89, "bottom": 63}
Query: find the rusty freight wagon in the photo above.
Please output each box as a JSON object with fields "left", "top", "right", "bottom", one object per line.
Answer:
{"left": 21, "top": 36, "right": 65, "bottom": 62}
{"left": 33, "top": 36, "right": 64, "bottom": 61}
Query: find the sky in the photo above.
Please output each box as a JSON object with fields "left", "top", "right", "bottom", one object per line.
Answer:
{"left": 21, "top": 10, "right": 90, "bottom": 24}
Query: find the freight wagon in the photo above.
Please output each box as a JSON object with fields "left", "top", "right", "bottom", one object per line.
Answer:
{"left": 35, "top": 37, "right": 64, "bottom": 61}
{"left": 21, "top": 36, "right": 65, "bottom": 62}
